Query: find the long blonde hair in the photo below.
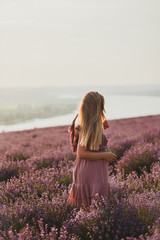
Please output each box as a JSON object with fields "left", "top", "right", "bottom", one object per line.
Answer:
{"left": 79, "top": 91, "right": 106, "bottom": 151}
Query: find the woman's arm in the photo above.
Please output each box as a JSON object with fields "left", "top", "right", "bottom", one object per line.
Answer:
{"left": 77, "top": 141, "right": 117, "bottom": 162}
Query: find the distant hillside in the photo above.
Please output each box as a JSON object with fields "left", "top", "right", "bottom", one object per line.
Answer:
{"left": 0, "top": 84, "right": 159, "bottom": 125}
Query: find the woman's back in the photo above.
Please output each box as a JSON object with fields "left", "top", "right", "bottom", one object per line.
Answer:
{"left": 68, "top": 113, "right": 110, "bottom": 207}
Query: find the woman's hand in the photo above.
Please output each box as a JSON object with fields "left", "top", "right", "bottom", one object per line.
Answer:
{"left": 77, "top": 141, "right": 117, "bottom": 162}
{"left": 104, "top": 152, "right": 117, "bottom": 163}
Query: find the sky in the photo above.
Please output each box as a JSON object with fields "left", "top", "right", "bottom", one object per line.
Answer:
{"left": 0, "top": 0, "right": 160, "bottom": 88}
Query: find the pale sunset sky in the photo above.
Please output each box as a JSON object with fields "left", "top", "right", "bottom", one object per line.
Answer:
{"left": 0, "top": 0, "right": 160, "bottom": 88}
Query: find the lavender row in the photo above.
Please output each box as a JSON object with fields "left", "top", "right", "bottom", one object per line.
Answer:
{"left": 0, "top": 115, "right": 160, "bottom": 239}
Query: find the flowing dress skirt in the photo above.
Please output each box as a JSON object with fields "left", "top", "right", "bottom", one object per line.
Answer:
{"left": 68, "top": 156, "right": 110, "bottom": 207}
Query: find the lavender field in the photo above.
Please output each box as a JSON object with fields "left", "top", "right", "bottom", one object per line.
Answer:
{"left": 0, "top": 114, "right": 160, "bottom": 240}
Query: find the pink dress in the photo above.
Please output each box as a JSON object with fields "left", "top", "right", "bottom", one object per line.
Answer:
{"left": 68, "top": 114, "right": 110, "bottom": 207}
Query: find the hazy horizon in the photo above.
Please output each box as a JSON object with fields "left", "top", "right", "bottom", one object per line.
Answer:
{"left": 0, "top": 84, "right": 159, "bottom": 128}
